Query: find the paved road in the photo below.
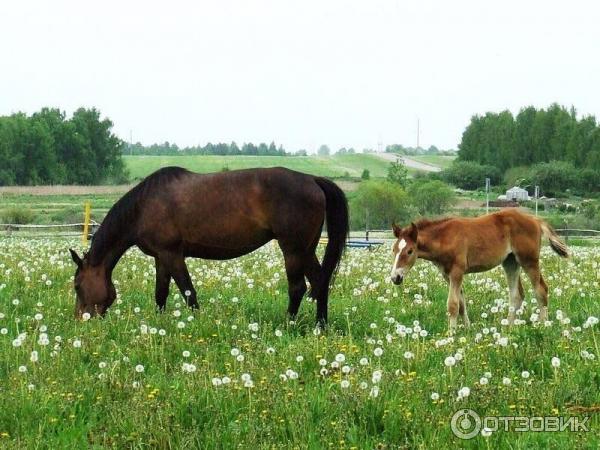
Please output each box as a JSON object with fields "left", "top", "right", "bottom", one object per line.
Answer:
{"left": 374, "top": 152, "right": 442, "bottom": 172}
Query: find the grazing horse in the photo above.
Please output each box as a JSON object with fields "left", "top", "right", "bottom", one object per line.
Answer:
{"left": 390, "top": 209, "right": 568, "bottom": 329}
{"left": 69, "top": 166, "right": 349, "bottom": 325}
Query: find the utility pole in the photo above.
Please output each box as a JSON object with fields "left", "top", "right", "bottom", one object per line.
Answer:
{"left": 416, "top": 118, "right": 420, "bottom": 149}
{"left": 534, "top": 185, "right": 539, "bottom": 216}
{"left": 485, "top": 178, "right": 490, "bottom": 214}
{"left": 129, "top": 130, "right": 133, "bottom": 155}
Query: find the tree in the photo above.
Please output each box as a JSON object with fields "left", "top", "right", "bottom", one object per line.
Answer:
{"left": 361, "top": 169, "right": 370, "bottom": 180}
{"left": 317, "top": 144, "right": 330, "bottom": 156}
{"left": 387, "top": 159, "right": 408, "bottom": 188}
{"left": 349, "top": 181, "right": 415, "bottom": 230}
{"left": 441, "top": 161, "right": 501, "bottom": 190}
{"left": 408, "top": 180, "right": 455, "bottom": 215}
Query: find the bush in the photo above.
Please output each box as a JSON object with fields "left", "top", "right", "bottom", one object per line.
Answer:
{"left": 529, "top": 161, "right": 578, "bottom": 197}
{"left": 361, "top": 169, "right": 370, "bottom": 180}
{"left": 440, "top": 161, "right": 501, "bottom": 190}
{"left": 349, "top": 181, "right": 415, "bottom": 230}
{"left": 407, "top": 180, "right": 456, "bottom": 215}
{"left": 1, "top": 207, "right": 37, "bottom": 224}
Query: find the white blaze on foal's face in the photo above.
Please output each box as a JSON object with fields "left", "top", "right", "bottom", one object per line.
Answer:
{"left": 390, "top": 238, "right": 406, "bottom": 279}
{"left": 390, "top": 223, "right": 419, "bottom": 285}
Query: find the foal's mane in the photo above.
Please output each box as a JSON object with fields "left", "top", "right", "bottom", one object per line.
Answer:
{"left": 89, "top": 166, "right": 189, "bottom": 266}
{"left": 415, "top": 217, "right": 453, "bottom": 231}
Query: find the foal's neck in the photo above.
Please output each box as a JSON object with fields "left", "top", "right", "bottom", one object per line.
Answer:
{"left": 414, "top": 220, "right": 448, "bottom": 263}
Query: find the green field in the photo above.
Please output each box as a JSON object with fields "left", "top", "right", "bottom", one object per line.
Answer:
{"left": 123, "top": 154, "right": 397, "bottom": 180}
{"left": 0, "top": 239, "right": 598, "bottom": 448}
{"left": 409, "top": 154, "right": 456, "bottom": 169}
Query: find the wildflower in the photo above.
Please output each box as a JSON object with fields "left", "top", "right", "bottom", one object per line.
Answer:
{"left": 502, "top": 377, "right": 511, "bottom": 386}
{"left": 551, "top": 357, "right": 561, "bottom": 368}
{"left": 373, "top": 347, "right": 383, "bottom": 357}
{"left": 135, "top": 364, "right": 145, "bottom": 373}
{"left": 431, "top": 392, "right": 440, "bottom": 401}
{"left": 457, "top": 386, "right": 470, "bottom": 400}
{"left": 335, "top": 353, "right": 346, "bottom": 363}
{"left": 340, "top": 380, "right": 350, "bottom": 389}
{"left": 521, "top": 371, "right": 530, "bottom": 379}
{"left": 444, "top": 356, "right": 456, "bottom": 367}
{"left": 73, "top": 340, "right": 82, "bottom": 348}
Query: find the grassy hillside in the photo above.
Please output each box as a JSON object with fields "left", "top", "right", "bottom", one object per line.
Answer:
{"left": 123, "top": 154, "right": 394, "bottom": 180}
{"left": 408, "top": 154, "right": 456, "bottom": 169}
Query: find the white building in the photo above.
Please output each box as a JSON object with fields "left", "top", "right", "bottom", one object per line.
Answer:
{"left": 506, "top": 186, "right": 529, "bottom": 201}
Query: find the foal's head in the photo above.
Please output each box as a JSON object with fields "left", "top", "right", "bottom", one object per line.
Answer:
{"left": 69, "top": 249, "right": 116, "bottom": 319}
{"left": 390, "top": 223, "right": 419, "bottom": 285}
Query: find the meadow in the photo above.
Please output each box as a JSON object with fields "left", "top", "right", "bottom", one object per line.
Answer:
{"left": 122, "top": 154, "right": 399, "bottom": 180}
{"left": 0, "top": 238, "right": 598, "bottom": 449}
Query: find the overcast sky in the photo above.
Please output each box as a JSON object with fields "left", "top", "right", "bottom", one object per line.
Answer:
{"left": 1, "top": 0, "right": 599, "bottom": 152}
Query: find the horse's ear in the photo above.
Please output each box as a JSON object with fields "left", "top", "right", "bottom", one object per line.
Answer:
{"left": 392, "top": 223, "right": 401, "bottom": 238}
{"left": 408, "top": 222, "right": 418, "bottom": 241}
{"left": 69, "top": 249, "right": 83, "bottom": 268}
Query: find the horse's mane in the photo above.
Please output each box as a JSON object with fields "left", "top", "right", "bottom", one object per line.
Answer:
{"left": 415, "top": 217, "right": 453, "bottom": 231}
{"left": 89, "top": 166, "right": 189, "bottom": 266}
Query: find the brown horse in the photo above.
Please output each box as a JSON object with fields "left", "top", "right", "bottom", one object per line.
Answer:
{"left": 69, "top": 166, "right": 349, "bottom": 325}
{"left": 390, "top": 209, "right": 568, "bottom": 329}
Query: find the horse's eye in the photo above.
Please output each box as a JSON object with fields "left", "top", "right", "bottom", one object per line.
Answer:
{"left": 408, "top": 249, "right": 414, "bottom": 255}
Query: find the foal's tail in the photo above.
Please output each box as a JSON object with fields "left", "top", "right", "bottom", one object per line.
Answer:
{"left": 540, "top": 220, "right": 569, "bottom": 258}
{"left": 314, "top": 177, "right": 349, "bottom": 290}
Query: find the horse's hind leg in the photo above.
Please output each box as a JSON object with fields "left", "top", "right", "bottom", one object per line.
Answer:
{"left": 281, "top": 251, "right": 308, "bottom": 321}
{"left": 502, "top": 254, "right": 523, "bottom": 324}
{"left": 305, "top": 254, "right": 327, "bottom": 327}
{"left": 522, "top": 262, "right": 548, "bottom": 322}
{"left": 155, "top": 258, "right": 172, "bottom": 312}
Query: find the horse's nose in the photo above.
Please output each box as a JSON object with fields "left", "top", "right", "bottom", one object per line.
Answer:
{"left": 392, "top": 275, "right": 404, "bottom": 285}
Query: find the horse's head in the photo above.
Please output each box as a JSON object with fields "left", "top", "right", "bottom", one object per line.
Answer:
{"left": 69, "top": 249, "right": 116, "bottom": 319}
{"left": 390, "top": 222, "right": 419, "bottom": 285}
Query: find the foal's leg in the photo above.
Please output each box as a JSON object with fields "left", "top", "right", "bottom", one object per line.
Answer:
{"left": 282, "top": 251, "right": 308, "bottom": 321}
{"left": 441, "top": 269, "right": 469, "bottom": 326}
{"left": 447, "top": 271, "right": 464, "bottom": 331}
{"left": 502, "top": 254, "right": 523, "bottom": 324}
{"left": 154, "top": 258, "right": 172, "bottom": 312}
{"left": 522, "top": 262, "right": 548, "bottom": 322}
{"left": 458, "top": 288, "right": 470, "bottom": 326}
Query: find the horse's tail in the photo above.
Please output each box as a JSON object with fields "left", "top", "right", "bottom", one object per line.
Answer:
{"left": 540, "top": 220, "right": 569, "bottom": 258}
{"left": 314, "top": 177, "right": 349, "bottom": 290}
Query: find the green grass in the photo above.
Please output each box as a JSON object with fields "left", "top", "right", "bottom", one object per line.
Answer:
{"left": 123, "top": 154, "right": 393, "bottom": 180}
{"left": 409, "top": 154, "right": 456, "bottom": 169}
{"left": 0, "top": 239, "right": 598, "bottom": 448}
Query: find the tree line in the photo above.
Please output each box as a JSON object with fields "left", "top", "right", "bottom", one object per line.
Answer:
{"left": 458, "top": 104, "right": 600, "bottom": 172}
{"left": 0, "top": 108, "right": 127, "bottom": 185}
{"left": 126, "top": 141, "right": 288, "bottom": 156}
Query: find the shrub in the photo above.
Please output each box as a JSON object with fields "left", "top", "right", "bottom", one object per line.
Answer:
{"left": 1, "top": 207, "right": 37, "bottom": 224}
{"left": 407, "top": 180, "right": 456, "bottom": 216}
{"left": 349, "top": 181, "right": 415, "bottom": 230}
{"left": 440, "top": 161, "right": 501, "bottom": 190}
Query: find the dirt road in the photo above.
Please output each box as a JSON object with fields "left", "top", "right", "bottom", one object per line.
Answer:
{"left": 374, "top": 153, "right": 442, "bottom": 172}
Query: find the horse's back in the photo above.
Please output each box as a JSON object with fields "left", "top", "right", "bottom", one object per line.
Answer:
{"left": 135, "top": 167, "right": 326, "bottom": 258}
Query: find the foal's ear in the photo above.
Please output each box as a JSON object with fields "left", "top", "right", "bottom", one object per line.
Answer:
{"left": 69, "top": 249, "right": 83, "bottom": 268}
{"left": 408, "top": 222, "right": 418, "bottom": 241}
{"left": 392, "top": 223, "right": 401, "bottom": 238}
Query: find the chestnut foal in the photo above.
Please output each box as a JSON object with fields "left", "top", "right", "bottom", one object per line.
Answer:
{"left": 390, "top": 209, "right": 568, "bottom": 330}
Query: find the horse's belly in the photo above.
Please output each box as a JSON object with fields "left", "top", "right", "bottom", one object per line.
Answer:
{"left": 183, "top": 240, "right": 271, "bottom": 260}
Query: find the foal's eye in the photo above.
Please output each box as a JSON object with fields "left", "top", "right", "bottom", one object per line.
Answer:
{"left": 408, "top": 249, "right": 414, "bottom": 255}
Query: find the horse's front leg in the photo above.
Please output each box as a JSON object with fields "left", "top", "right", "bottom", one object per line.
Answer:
{"left": 164, "top": 254, "right": 198, "bottom": 309}
{"left": 447, "top": 270, "right": 464, "bottom": 331}
{"left": 459, "top": 288, "right": 470, "bottom": 327}
{"left": 155, "top": 258, "right": 172, "bottom": 312}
